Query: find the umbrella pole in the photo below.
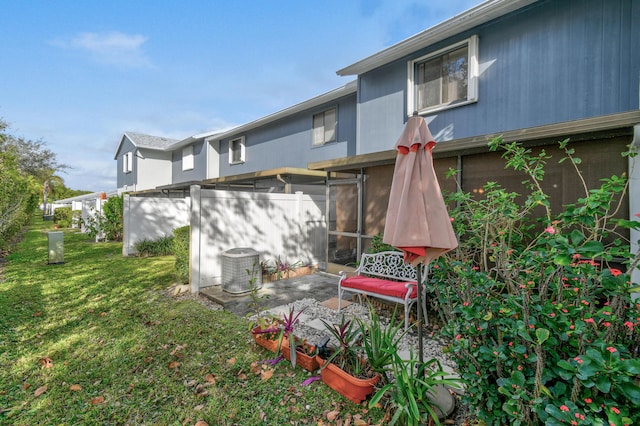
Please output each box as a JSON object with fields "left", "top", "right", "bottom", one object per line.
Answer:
{"left": 417, "top": 263, "right": 424, "bottom": 365}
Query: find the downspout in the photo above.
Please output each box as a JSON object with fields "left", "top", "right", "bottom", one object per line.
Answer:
{"left": 630, "top": 124, "right": 640, "bottom": 301}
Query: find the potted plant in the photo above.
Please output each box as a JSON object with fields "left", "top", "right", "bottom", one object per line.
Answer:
{"left": 281, "top": 335, "right": 319, "bottom": 372}
{"left": 356, "top": 304, "right": 408, "bottom": 384}
{"left": 315, "top": 315, "right": 380, "bottom": 404}
{"left": 251, "top": 315, "right": 285, "bottom": 353}
{"left": 251, "top": 307, "right": 304, "bottom": 358}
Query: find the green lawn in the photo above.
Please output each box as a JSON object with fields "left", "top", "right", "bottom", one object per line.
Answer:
{"left": 0, "top": 217, "right": 381, "bottom": 425}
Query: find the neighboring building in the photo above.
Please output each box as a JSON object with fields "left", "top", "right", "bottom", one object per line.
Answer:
{"left": 308, "top": 0, "right": 640, "bottom": 271}
{"left": 198, "top": 81, "right": 357, "bottom": 194}
{"left": 114, "top": 132, "right": 178, "bottom": 192}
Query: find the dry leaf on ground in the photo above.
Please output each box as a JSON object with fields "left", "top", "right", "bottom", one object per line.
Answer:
{"left": 168, "top": 361, "right": 180, "bottom": 369}
{"left": 204, "top": 373, "right": 216, "bottom": 384}
{"left": 326, "top": 410, "right": 340, "bottom": 421}
{"left": 260, "top": 369, "right": 273, "bottom": 381}
{"left": 39, "top": 357, "right": 53, "bottom": 368}
{"left": 90, "top": 396, "right": 105, "bottom": 405}
{"left": 69, "top": 384, "right": 82, "bottom": 391}
{"left": 34, "top": 385, "right": 47, "bottom": 397}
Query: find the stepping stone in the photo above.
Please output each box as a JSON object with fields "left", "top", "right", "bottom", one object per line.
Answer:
{"left": 304, "top": 318, "right": 327, "bottom": 331}
{"left": 319, "top": 297, "right": 352, "bottom": 310}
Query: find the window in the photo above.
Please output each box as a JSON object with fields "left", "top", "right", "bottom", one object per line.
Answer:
{"left": 312, "top": 108, "right": 336, "bottom": 146}
{"left": 408, "top": 35, "right": 478, "bottom": 114}
{"left": 229, "top": 137, "right": 245, "bottom": 164}
{"left": 182, "top": 145, "right": 194, "bottom": 171}
{"left": 123, "top": 152, "right": 133, "bottom": 173}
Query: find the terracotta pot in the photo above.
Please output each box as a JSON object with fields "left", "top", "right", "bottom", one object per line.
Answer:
{"left": 316, "top": 356, "right": 379, "bottom": 404}
{"left": 251, "top": 326, "right": 286, "bottom": 353}
{"left": 281, "top": 343, "right": 319, "bottom": 371}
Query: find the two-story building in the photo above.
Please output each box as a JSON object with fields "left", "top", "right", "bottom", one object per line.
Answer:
{"left": 308, "top": 0, "right": 640, "bottom": 272}
{"left": 114, "top": 132, "right": 178, "bottom": 192}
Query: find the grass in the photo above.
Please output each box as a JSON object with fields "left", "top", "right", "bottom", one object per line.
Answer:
{"left": 0, "top": 216, "right": 382, "bottom": 425}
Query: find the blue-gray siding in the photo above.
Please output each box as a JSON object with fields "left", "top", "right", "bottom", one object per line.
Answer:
{"left": 357, "top": 0, "right": 640, "bottom": 154}
{"left": 171, "top": 141, "right": 207, "bottom": 184}
{"left": 218, "top": 93, "right": 356, "bottom": 176}
{"left": 116, "top": 137, "right": 137, "bottom": 188}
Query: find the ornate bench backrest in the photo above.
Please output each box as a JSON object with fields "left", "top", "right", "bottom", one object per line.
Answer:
{"left": 357, "top": 251, "right": 417, "bottom": 281}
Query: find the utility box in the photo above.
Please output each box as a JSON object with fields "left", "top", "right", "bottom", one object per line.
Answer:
{"left": 221, "top": 248, "right": 261, "bottom": 294}
{"left": 48, "top": 231, "right": 64, "bottom": 264}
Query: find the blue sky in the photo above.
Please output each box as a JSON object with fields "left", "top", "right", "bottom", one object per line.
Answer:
{"left": 0, "top": 0, "right": 481, "bottom": 192}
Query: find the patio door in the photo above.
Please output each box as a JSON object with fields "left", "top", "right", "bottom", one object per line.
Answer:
{"left": 326, "top": 175, "right": 362, "bottom": 273}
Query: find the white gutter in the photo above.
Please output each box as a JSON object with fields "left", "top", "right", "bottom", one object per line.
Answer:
{"left": 337, "top": 0, "right": 538, "bottom": 76}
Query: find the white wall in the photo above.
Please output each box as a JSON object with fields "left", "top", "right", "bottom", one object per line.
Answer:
{"left": 122, "top": 194, "right": 190, "bottom": 256}
{"left": 137, "top": 149, "right": 172, "bottom": 191}
{"left": 190, "top": 186, "right": 326, "bottom": 292}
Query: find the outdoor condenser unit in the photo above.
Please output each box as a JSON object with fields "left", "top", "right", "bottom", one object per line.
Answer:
{"left": 48, "top": 231, "right": 64, "bottom": 264}
{"left": 221, "top": 248, "right": 262, "bottom": 294}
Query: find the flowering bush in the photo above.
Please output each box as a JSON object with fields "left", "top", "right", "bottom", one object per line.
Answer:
{"left": 428, "top": 138, "right": 640, "bottom": 425}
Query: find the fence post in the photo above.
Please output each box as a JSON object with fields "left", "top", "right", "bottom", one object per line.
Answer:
{"left": 122, "top": 193, "right": 131, "bottom": 256}
{"left": 190, "top": 185, "right": 202, "bottom": 294}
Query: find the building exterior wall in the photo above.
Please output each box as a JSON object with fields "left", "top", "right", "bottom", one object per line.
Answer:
{"left": 356, "top": 0, "right": 640, "bottom": 155}
{"left": 217, "top": 93, "right": 357, "bottom": 177}
{"left": 171, "top": 140, "right": 207, "bottom": 184}
{"left": 136, "top": 148, "right": 172, "bottom": 191}
{"left": 116, "top": 136, "right": 137, "bottom": 189}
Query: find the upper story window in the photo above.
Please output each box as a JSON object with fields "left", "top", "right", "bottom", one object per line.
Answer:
{"left": 123, "top": 152, "right": 133, "bottom": 173}
{"left": 312, "top": 108, "right": 336, "bottom": 146}
{"left": 229, "top": 137, "right": 245, "bottom": 164}
{"left": 182, "top": 145, "right": 194, "bottom": 171}
{"left": 408, "top": 35, "right": 478, "bottom": 115}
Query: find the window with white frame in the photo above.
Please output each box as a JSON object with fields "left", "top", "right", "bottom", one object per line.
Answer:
{"left": 312, "top": 108, "right": 336, "bottom": 146}
{"left": 123, "top": 152, "right": 133, "bottom": 173}
{"left": 182, "top": 145, "right": 194, "bottom": 171}
{"left": 229, "top": 137, "right": 245, "bottom": 164}
{"left": 408, "top": 35, "right": 478, "bottom": 114}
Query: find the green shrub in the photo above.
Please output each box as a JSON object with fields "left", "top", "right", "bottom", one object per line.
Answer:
{"left": 173, "top": 226, "right": 190, "bottom": 284}
{"left": 82, "top": 195, "right": 124, "bottom": 241}
{"left": 53, "top": 207, "right": 72, "bottom": 228}
{"left": 428, "top": 138, "right": 640, "bottom": 426}
{"left": 133, "top": 235, "right": 175, "bottom": 257}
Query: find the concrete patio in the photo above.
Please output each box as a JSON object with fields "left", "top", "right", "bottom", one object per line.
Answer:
{"left": 200, "top": 272, "right": 343, "bottom": 317}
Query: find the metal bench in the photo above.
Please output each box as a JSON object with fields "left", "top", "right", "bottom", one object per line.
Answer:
{"left": 337, "top": 251, "right": 427, "bottom": 331}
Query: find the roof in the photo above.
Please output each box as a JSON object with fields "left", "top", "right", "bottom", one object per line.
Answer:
{"left": 124, "top": 132, "right": 179, "bottom": 150}
{"left": 131, "top": 167, "right": 328, "bottom": 195}
{"left": 113, "top": 132, "right": 180, "bottom": 159}
{"left": 210, "top": 80, "right": 357, "bottom": 141}
{"left": 337, "top": 0, "right": 538, "bottom": 76}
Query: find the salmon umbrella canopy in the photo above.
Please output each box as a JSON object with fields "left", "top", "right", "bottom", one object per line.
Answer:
{"left": 383, "top": 114, "right": 457, "bottom": 363}
{"left": 383, "top": 115, "right": 457, "bottom": 265}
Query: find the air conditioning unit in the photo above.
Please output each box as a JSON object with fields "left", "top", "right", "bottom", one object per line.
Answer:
{"left": 221, "top": 248, "right": 262, "bottom": 294}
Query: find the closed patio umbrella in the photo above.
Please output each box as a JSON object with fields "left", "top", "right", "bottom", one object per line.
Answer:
{"left": 383, "top": 114, "right": 457, "bottom": 364}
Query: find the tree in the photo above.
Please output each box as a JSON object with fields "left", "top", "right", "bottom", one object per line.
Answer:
{"left": 0, "top": 119, "right": 70, "bottom": 218}
{"left": 0, "top": 118, "right": 71, "bottom": 245}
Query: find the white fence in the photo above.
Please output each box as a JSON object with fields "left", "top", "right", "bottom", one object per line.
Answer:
{"left": 122, "top": 194, "right": 191, "bottom": 256}
{"left": 189, "top": 186, "right": 326, "bottom": 292}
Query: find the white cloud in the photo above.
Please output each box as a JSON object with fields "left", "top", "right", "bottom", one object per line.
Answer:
{"left": 50, "top": 31, "right": 154, "bottom": 69}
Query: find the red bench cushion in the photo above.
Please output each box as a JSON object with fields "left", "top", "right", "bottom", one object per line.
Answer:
{"left": 341, "top": 275, "right": 417, "bottom": 299}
